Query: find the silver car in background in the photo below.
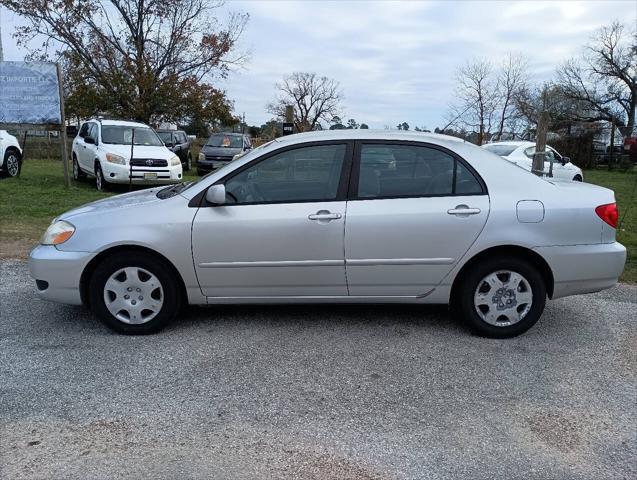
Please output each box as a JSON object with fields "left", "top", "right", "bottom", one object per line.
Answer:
{"left": 29, "top": 131, "right": 626, "bottom": 338}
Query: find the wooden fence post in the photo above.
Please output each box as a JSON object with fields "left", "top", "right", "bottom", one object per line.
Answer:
{"left": 56, "top": 63, "right": 70, "bottom": 188}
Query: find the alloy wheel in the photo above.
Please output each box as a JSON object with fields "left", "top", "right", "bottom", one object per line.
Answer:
{"left": 6, "top": 154, "right": 19, "bottom": 177}
{"left": 473, "top": 270, "right": 533, "bottom": 327}
{"left": 103, "top": 267, "right": 164, "bottom": 324}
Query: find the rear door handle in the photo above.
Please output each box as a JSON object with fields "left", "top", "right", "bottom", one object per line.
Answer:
{"left": 447, "top": 205, "right": 481, "bottom": 216}
{"left": 308, "top": 210, "right": 342, "bottom": 221}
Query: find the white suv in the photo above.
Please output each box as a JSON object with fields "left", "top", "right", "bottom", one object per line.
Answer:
{"left": 72, "top": 119, "right": 183, "bottom": 191}
{"left": 0, "top": 130, "right": 23, "bottom": 178}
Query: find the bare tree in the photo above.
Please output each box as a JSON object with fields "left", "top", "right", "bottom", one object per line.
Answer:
{"left": 556, "top": 21, "right": 636, "bottom": 129}
{"left": 450, "top": 58, "right": 498, "bottom": 145}
{"left": 266, "top": 72, "right": 343, "bottom": 132}
{"left": 1, "top": 0, "right": 248, "bottom": 124}
{"left": 494, "top": 53, "right": 528, "bottom": 140}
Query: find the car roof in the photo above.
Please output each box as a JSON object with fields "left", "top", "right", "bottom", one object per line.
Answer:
{"left": 210, "top": 132, "right": 246, "bottom": 136}
{"left": 89, "top": 119, "right": 150, "bottom": 129}
{"left": 271, "top": 129, "right": 467, "bottom": 148}
{"left": 483, "top": 141, "right": 534, "bottom": 147}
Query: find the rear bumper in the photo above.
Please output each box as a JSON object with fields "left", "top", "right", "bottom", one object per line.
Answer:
{"left": 28, "top": 245, "right": 92, "bottom": 305}
{"left": 534, "top": 242, "right": 627, "bottom": 299}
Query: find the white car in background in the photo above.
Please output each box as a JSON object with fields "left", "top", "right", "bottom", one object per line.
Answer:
{"left": 482, "top": 141, "right": 583, "bottom": 182}
{"left": 72, "top": 119, "right": 183, "bottom": 191}
{"left": 0, "top": 130, "right": 23, "bottom": 178}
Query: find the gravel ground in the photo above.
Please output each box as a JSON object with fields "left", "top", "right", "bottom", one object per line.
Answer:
{"left": 1, "top": 259, "right": 635, "bottom": 480}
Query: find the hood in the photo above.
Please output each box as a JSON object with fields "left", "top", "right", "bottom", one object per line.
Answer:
{"left": 201, "top": 145, "right": 243, "bottom": 156}
{"left": 103, "top": 144, "right": 174, "bottom": 160}
{"left": 59, "top": 188, "right": 163, "bottom": 220}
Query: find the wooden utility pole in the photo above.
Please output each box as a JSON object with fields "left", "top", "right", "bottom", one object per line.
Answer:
{"left": 532, "top": 89, "right": 549, "bottom": 177}
{"left": 56, "top": 63, "right": 70, "bottom": 188}
{"left": 608, "top": 119, "right": 615, "bottom": 171}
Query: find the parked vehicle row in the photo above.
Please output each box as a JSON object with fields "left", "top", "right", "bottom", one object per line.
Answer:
{"left": 29, "top": 130, "right": 626, "bottom": 338}
{"left": 0, "top": 129, "right": 23, "bottom": 178}
{"left": 70, "top": 119, "right": 254, "bottom": 190}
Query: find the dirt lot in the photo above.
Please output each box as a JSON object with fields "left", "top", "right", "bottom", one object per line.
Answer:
{"left": 1, "top": 260, "right": 635, "bottom": 479}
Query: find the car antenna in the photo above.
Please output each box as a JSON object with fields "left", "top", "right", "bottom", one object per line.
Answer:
{"left": 129, "top": 128, "right": 135, "bottom": 191}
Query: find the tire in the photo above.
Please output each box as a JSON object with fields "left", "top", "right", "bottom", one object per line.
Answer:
{"left": 95, "top": 163, "right": 107, "bottom": 191}
{"left": 454, "top": 256, "right": 546, "bottom": 338}
{"left": 573, "top": 175, "right": 582, "bottom": 182}
{"left": 3, "top": 149, "right": 21, "bottom": 177}
{"left": 88, "top": 251, "right": 182, "bottom": 334}
{"left": 184, "top": 154, "right": 192, "bottom": 171}
{"left": 73, "top": 155, "right": 86, "bottom": 181}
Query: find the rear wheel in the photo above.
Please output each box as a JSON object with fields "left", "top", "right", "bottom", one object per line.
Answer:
{"left": 3, "top": 149, "right": 21, "bottom": 177}
{"left": 454, "top": 256, "right": 546, "bottom": 338}
{"left": 88, "top": 252, "right": 182, "bottom": 334}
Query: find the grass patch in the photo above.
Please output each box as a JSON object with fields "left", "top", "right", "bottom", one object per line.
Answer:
{"left": 1, "top": 159, "right": 635, "bottom": 283}
{"left": 0, "top": 159, "right": 198, "bottom": 257}
{"left": 584, "top": 168, "right": 637, "bottom": 283}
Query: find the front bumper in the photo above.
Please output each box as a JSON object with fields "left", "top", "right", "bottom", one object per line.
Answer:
{"left": 535, "top": 242, "right": 626, "bottom": 299}
{"left": 101, "top": 162, "right": 183, "bottom": 184}
{"left": 28, "top": 245, "right": 93, "bottom": 305}
{"left": 197, "top": 158, "right": 232, "bottom": 171}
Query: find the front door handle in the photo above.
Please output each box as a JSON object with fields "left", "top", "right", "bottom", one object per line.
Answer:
{"left": 447, "top": 205, "right": 481, "bottom": 216}
{"left": 308, "top": 210, "right": 342, "bottom": 221}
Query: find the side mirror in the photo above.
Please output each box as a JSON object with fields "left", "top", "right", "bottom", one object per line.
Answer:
{"left": 165, "top": 142, "right": 174, "bottom": 147}
{"left": 84, "top": 136, "right": 95, "bottom": 145}
{"left": 561, "top": 156, "right": 570, "bottom": 165}
{"left": 206, "top": 184, "right": 226, "bottom": 205}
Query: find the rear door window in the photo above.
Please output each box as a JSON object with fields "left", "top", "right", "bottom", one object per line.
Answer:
{"left": 356, "top": 143, "right": 484, "bottom": 199}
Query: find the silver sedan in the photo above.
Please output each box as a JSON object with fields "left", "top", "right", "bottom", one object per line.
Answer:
{"left": 29, "top": 131, "right": 626, "bottom": 337}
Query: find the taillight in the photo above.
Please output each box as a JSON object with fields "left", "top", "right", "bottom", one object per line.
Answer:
{"left": 595, "top": 203, "right": 619, "bottom": 229}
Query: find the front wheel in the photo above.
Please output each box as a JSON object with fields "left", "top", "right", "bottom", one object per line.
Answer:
{"left": 454, "top": 257, "right": 546, "bottom": 338}
{"left": 3, "top": 149, "right": 21, "bottom": 177}
{"left": 95, "top": 164, "right": 107, "bottom": 191}
{"left": 573, "top": 175, "right": 582, "bottom": 182}
{"left": 88, "top": 252, "right": 182, "bottom": 334}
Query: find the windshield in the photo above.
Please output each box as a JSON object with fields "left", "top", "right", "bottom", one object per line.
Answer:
{"left": 206, "top": 134, "right": 243, "bottom": 148}
{"left": 101, "top": 126, "right": 163, "bottom": 146}
{"left": 483, "top": 144, "right": 518, "bottom": 157}
{"left": 157, "top": 131, "right": 173, "bottom": 143}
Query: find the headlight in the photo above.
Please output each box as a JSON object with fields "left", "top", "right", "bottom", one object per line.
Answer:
{"left": 170, "top": 155, "right": 181, "bottom": 166}
{"left": 198, "top": 152, "right": 205, "bottom": 162}
{"left": 41, "top": 220, "right": 75, "bottom": 245}
{"left": 106, "top": 153, "right": 126, "bottom": 165}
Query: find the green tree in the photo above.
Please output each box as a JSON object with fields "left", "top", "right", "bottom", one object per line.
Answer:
{"left": 2, "top": 0, "right": 248, "bottom": 125}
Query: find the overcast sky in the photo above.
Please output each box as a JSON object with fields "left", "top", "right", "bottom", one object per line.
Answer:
{"left": 1, "top": 0, "right": 635, "bottom": 129}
